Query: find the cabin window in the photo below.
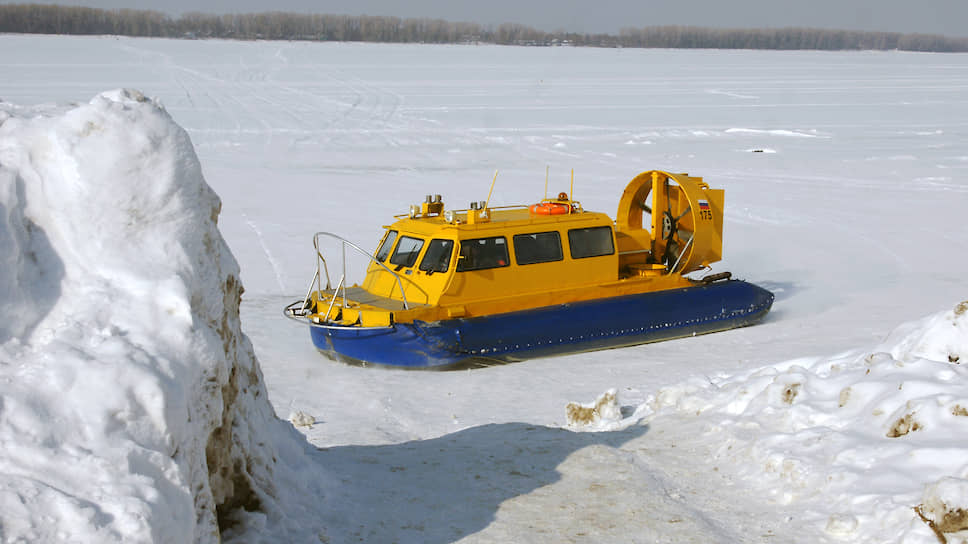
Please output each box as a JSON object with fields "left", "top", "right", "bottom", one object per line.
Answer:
{"left": 418, "top": 239, "right": 454, "bottom": 273}
{"left": 389, "top": 236, "right": 425, "bottom": 268}
{"left": 568, "top": 226, "right": 615, "bottom": 259}
{"left": 513, "top": 232, "right": 563, "bottom": 265}
{"left": 457, "top": 237, "right": 509, "bottom": 271}
{"left": 375, "top": 230, "right": 398, "bottom": 262}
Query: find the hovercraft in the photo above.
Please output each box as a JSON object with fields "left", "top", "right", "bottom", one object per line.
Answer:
{"left": 285, "top": 170, "right": 774, "bottom": 368}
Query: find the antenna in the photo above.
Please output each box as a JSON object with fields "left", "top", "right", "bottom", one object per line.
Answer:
{"left": 570, "top": 169, "right": 574, "bottom": 202}
{"left": 485, "top": 170, "right": 498, "bottom": 209}
{"left": 544, "top": 165, "right": 549, "bottom": 199}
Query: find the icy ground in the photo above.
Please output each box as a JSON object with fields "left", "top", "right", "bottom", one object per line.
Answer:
{"left": 2, "top": 35, "right": 968, "bottom": 542}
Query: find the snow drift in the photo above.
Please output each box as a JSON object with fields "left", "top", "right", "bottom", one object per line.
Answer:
{"left": 0, "top": 90, "right": 323, "bottom": 542}
{"left": 631, "top": 300, "right": 968, "bottom": 543}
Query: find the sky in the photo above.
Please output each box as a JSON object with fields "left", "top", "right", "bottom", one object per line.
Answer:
{"left": 5, "top": 0, "right": 968, "bottom": 37}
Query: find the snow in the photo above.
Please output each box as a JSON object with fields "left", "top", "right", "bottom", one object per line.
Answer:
{"left": 634, "top": 303, "right": 968, "bottom": 542}
{"left": 565, "top": 389, "right": 626, "bottom": 431}
{"left": 1, "top": 35, "right": 968, "bottom": 542}
{"left": 0, "top": 87, "right": 326, "bottom": 542}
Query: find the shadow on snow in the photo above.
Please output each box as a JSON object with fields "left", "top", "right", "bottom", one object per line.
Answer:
{"left": 313, "top": 421, "right": 648, "bottom": 543}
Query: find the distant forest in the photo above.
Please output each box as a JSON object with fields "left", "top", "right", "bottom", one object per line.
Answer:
{"left": 1, "top": 3, "right": 967, "bottom": 52}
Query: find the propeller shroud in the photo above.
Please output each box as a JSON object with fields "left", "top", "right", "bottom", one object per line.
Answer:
{"left": 615, "top": 170, "right": 724, "bottom": 275}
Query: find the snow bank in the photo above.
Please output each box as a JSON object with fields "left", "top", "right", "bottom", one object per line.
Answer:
{"left": 635, "top": 300, "right": 968, "bottom": 543}
{"left": 0, "top": 91, "right": 324, "bottom": 542}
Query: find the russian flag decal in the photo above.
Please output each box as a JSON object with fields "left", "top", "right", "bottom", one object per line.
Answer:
{"left": 698, "top": 199, "right": 710, "bottom": 210}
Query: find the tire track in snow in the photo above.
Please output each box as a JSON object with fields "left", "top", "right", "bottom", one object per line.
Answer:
{"left": 116, "top": 41, "right": 197, "bottom": 109}
{"left": 243, "top": 213, "right": 286, "bottom": 293}
{"left": 166, "top": 48, "right": 407, "bottom": 145}
{"left": 117, "top": 40, "right": 452, "bottom": 159}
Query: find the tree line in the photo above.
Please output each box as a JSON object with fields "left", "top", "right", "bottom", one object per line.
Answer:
{"left": 1, "top": 3, "right": 966, "bottom": 52}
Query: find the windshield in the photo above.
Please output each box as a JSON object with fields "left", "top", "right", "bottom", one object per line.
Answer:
{"left": 375, "top": 230, "right": 398, "bottom": 262}
{"left": 389, "top": 235, "right": 425, "bottom": 268}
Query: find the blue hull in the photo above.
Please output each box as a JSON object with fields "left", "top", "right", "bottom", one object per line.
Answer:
{"left": 309, "top": 279, "right": 774, "bottom": 369}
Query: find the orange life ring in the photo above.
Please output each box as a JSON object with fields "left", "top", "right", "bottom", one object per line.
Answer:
{"left": 529, "top": 202, "right": 570, "bottom": 215}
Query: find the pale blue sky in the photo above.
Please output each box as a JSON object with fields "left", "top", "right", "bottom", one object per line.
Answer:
{"left": 6, "top": 0, "right": 967, "bottom": 37}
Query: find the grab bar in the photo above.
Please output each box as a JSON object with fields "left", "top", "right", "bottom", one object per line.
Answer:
{"left": 311, "top": 231, "right": 410, "bottom": 312}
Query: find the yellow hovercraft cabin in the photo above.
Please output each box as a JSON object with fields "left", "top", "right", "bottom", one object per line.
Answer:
{"left": 285, "top": 170, "right": 774, "bottom": 368}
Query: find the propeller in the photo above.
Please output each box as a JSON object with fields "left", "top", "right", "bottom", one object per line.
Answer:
{"left": 615, "top": 170, "right": 724, "bottom": 276}
{"left": 658, "top": 181, "right": 693, "bottom": 267}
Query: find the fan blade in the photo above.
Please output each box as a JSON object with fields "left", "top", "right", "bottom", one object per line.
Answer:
{"left": 675, "top": 206, "right": 691, "bottom": 221}
{"left": 677, "top": 229, "right": 693, "bottom": 243}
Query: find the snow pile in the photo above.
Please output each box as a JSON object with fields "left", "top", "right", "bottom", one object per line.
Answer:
{"left": 0, "top": 91, "right": 324, "bottom": 542}
{"left": 288, "top": 410, "right": 316, "bottom": 428}
{"left": 916, "top": 478, "right": 968, "bottom": 542}
{"left": 565, "top": 388, "right": 625, "bottom": 431}
{"left": 637, "top": 300, "right": 968, "bottom": 542}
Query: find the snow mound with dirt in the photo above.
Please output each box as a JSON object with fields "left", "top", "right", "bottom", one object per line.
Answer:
{"left": 636, "top": 300, "right": 968, "bottom": 542}
{"left": 0, "top": 90, "right": 324, "bottom": 543}
{"left": 565, "top": 388, "right": 624, "bottom": 430}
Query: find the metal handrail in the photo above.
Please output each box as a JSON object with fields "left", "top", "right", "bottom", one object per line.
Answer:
{"left": 295, "top": 268, "right": 320, "bottom": 316}
{"left": 312, "top": 235, "right": 332, "bottom": 290}
{"left": 324, "top": 274, "right": 346, "bottom": 322}
{"left": 311, "top": 231, "right": 410, "bottom": 312}
{"left": 669, "top": 234, "right": 695, "bottom": 275}
{"left": 391, "top": 203, "right": 542, "bottom": 219}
